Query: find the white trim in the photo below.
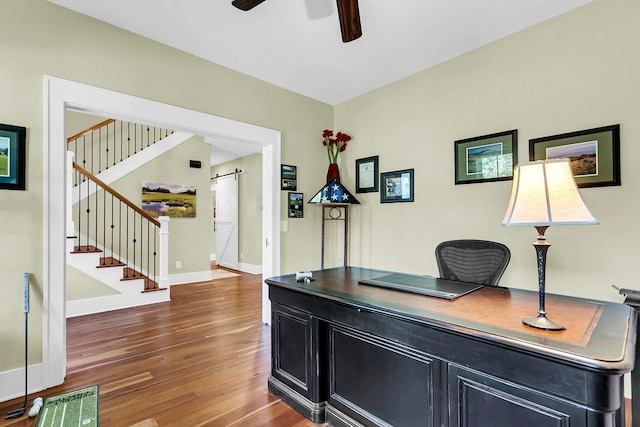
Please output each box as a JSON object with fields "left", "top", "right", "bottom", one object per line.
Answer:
{"left": 41, "top": 75, "right": 280, "bottom": 394}
{"left": 238, "top": 262, "right": 263, "bottom": 275}
{"left": 66, "top": 291, "right": 170, "bottom": 318}
{"left": 209, "top": 254, "right": 262, "bottom": 275}
{"left": 169, "top": 270, "right": 215, "bottom": 286}
{"left": 0, "top": 365, "right": 44, "bottom": 402}
{"left": 261, "top": 142, "right": 280, "bottom": 323}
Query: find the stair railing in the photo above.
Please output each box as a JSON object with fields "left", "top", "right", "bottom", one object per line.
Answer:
{"left": 67, "top": 119, "right": 174, "bottom": 184}
{"left": 71, "top": 162, "right": 169, "bottom": 292}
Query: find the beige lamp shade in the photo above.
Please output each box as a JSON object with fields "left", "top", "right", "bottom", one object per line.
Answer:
{"left": 502, "top": 159, "right": 598, "bottom": 226}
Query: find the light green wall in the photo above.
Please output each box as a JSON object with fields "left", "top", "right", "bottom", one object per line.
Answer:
{"left": 66, "top": 265, "right": 119, "bottom": 301}
{"left": 334, "top": 0, "right": 639, "bottom": 304}
{"left": 0, "top": 0, "right": 331, "bottom": 373}
{"left": 211, "top": 153, "right": 263, "bottom": 267}
{"left": 115, "top": 136, "right": 212, "bottom": 275}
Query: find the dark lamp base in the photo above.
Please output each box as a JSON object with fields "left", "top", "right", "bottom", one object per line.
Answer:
{"left": 523, "top": 315, "right": 565, "bottom": 331}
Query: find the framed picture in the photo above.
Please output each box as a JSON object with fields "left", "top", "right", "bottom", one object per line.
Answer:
{"left": 380, "top": 169, "right": 414, "bottom": 203}
{"left": 529, "top": 124, "right": 620, "bottom": 188}
{"left": 454, "top": 129, "right": 518, "bottom": 185}
{"left": 356, "top": 155, "right": 379, "bottom": 193}
{"left": 288, "top": 192, "right": 304, "bottom": 218}
{"left": 142, "top": 183, "right": 197, "bottom": 218}
{"left": 0, "top": 123, "right": 27, "bottom": 190}
{"left": 281, "top": 164, "right": 297, "bottom": 190}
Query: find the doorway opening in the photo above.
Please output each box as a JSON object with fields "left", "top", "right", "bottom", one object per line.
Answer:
{"left": 43, "top": 76, "right": 280, "bottom": 390}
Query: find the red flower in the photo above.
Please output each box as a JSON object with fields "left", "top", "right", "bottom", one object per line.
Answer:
{"left": 322, "top": 129, "right": 352, "bottom": 164}
{"left": 322, "top": 129, "right": 333, "bottom": 146}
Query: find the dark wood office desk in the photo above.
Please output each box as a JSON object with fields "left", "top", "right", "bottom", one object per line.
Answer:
{"left": 266, "top": 266, "right": 636, "bottom": 427}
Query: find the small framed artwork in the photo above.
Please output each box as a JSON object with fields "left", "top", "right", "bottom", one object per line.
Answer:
{"left": 0, "top": 123, "right": 27, "bottom": 190}
{"left": 454, "top": 129, "right": 518, "bottom": 185}
{"left": 281, "top": 164, "right": 297, "bottom": 191}
{"left": 529, "top": 124, "right": 620, "bottom": 188}
{"left": 288, "top": 192, "right": 304, "bottom": 218}
{"left": 356, "top": 155, "right": 379, "bottom": 193}
{"left": 380, "top": 169, "right": 414, "bottom": 203}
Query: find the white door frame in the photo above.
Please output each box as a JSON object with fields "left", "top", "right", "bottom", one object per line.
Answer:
{"left": 43, "top": 75, "right": 280, "bottom": 389}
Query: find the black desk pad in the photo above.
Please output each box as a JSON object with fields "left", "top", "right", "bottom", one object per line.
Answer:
{"left": 358, "top": 273, "right": 482, "bottom": 300}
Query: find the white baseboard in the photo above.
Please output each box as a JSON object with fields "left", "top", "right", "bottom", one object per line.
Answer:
{"left": 67, "top": 290, "right": 170, "bottom": 318}
{"left": 239, "top": 262, "right": 262, "bottom": 275}
{"left": 169, "top": 270, "right": 214, "bottom": 285}
{"left": 0, "top": 364, "right": 45, "bottom": 403}
{"left": 209, "top": 254, "right": 262, "bottom": 275}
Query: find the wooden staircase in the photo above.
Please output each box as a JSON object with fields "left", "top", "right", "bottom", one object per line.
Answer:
{"left": 65, "top": 117, "right": 178, "bottom": 317}
{"left": 67, "top": 238, "right": 170, "bottom": 318}
{"left": 73, "top": 244, "right": 165, "bottom": 293}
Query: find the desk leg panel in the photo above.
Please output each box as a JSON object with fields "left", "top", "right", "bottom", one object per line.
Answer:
{"left": 271, "top": 303, "right": 327, "bottom": 404}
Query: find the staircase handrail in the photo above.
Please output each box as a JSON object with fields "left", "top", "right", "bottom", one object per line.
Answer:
{"left": 72, "top": 162, "right": 160, "bottom": 227}
{"left": 67, "top": 118, "right": 174, "bottom": 182}
{"left": 67, "top": 118, "right": 116, "bottom": 144}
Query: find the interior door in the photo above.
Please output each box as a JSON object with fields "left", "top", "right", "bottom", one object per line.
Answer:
{"left": 215, "top": 174, "right": 239, "bottom": 270}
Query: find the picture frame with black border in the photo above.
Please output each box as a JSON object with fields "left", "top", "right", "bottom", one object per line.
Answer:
{"left": 0, "top": 123, "right": 27, "bottom": 191}
{"left": 281, "top": 164, "right": 297, "bottom": 191}
{"left": 288, "top": 192, "right": 304, "bottom": 218}
{"left": 454, "top": 129, "right": 518, "bottom": 185}
{"left": 380, "top": 169, "right": 414, "bottom": 203}
{"left": 529, "top": 124, "right": 620, "bottom": 188}
{"left": 356, "top": 155, "right": 379, "bottom": 193}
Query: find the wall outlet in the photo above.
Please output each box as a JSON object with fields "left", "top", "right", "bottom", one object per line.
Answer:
{"left": 176, "top": 261, "right": 182, "bottom": 269}
{"left": 240, "top": 253, "right": 244, "bottom": 260}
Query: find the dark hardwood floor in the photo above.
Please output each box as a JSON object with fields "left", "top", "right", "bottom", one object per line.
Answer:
{"left": 0, "top": 267, "right": 323, "bottom": 426}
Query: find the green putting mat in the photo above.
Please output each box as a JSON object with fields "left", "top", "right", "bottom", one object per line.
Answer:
{"left": 36, "top": 385, "right": 99, "bottom": 427}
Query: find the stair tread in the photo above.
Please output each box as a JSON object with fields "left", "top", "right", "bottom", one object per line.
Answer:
{"left": 97, "top": 257, "right": 126, "bottom": 268}
{"left": 142, "top": 276, "right": 166, "bottom": 293}
{"left": 122, "top": 267, "right": 147, "bottom": 281}
{"left": 72, "top": 245, "right": 102, "bottom": 253}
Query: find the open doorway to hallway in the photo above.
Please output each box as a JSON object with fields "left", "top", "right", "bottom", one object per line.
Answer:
{"left": 42, "top": 75, "right": 281, "bottom": 392}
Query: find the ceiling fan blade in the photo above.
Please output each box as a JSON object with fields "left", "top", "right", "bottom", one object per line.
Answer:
{"left": 232, "top": 0, "right": 266, "bottom": 11}
{"left": 336, "top": 0, "right": 362, "bottom": 43}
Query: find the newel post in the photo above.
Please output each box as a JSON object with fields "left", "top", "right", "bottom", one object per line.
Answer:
{"left": 158, "top": 216, "right": 170, "bottom": 289}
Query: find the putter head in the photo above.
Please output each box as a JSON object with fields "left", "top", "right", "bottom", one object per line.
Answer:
{"left": 5, "top": 407, "right": 25, "bottom": 419}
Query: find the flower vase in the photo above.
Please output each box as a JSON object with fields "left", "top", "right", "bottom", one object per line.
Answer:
{"left": 326, "top": 163, "right": 340, "bottom": 183}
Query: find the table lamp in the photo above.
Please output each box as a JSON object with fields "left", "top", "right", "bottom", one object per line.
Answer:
{"left": 502, "top": 158, "right": 598, "bottom": 330}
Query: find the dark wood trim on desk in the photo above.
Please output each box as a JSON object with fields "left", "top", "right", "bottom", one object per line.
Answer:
{"left": 266, "top": 266, "right": 636, "bottom": 427}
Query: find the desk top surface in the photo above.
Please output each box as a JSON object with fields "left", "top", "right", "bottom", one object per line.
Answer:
{"left": 266, "top": 266, "right": 636, "bottom": 372}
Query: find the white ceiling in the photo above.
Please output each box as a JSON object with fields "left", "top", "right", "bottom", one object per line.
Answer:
{"left": 48, "top": 0, "right": 591, "bottom": 164}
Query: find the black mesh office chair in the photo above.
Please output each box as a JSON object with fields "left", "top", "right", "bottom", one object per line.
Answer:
{"left": 435, "top": 239, "right": 511, "bottom": 287}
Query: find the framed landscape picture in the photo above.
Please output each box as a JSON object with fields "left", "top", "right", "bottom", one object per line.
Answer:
{"left": 529, "top": 124, "right": 620, "bottom": 188}
{"left": 380, "top": 169, "right": 414, "bottom": 203}
{"left": 142, "top": 183, "right": 197, "bottom": 218}
{"left": 454, "top": 129, "right": 518, "bottom": 185}
{"left": 0, "top": 123, "right": 27, "bottom": 190}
